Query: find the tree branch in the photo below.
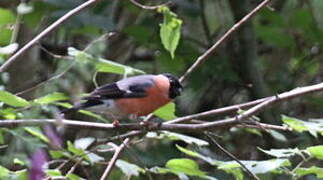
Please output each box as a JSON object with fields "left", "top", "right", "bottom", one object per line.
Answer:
{"left": 179, "top": 0, "right": 271, "bottom": 83}
{"left": 0, "top": 0, "right": 101, "bottom": 72}
{"left": 1, "top": 82, "right": 323, "bottom": 132}
{"left": 129, "top": 0, "right": 171, "bottom": 10}
{"left": 205, "top": 133, "right": 259, "bottom": 180}
{"left": 100, "top": 138, "right": 130, "bottom": 180}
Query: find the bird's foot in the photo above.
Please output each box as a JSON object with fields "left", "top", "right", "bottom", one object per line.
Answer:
{"left": 140, "top": 120, "right": 150, "bottom": 127}
{"left": 112, "top": 120, "right": 120, "bottom": 127}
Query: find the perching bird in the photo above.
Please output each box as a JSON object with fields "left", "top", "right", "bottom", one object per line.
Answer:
{"left": 61, "top": 73, "right": 183, "bottom": 121}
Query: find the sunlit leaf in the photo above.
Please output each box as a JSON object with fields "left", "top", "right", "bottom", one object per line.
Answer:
{"left": 46, "top": 169, "right": 63, "bottom": 177}
{"left": 296, "top": 166, "right": 323, "bottom": 178}
{"left": 269, "top": 130, "right": 287, "bottom": 142}
{"left": 166, "top": 158, "right": 206, "bottom": 176}
{"left": 67, "top": 141, "right": 89, "bottom": 161}
{"left": 87, "top": 152, "right": 104, "bottom": 164}
{"left": 282, "top": 115, "right": 323, "bottom": 137}
{"left": 0, "top": 90, "right": 30, "bottom": 107}
{"left": 0, "top": 165, "right": 9, "bottom": 179}
{"left": 282, "top": 115, "right": 307, "bottom": 132}
{"left": 307, "top": 145, "right": 323, "bottom": 160}
{"left": 0, "top": 43, "right": 18, "bottom": 55}
{"left": 74, "top": 137, "right": 95, "bottom": 150}
{"left": 218, "top": 159, "right": 290, "bottom": 174}
{"left": 66, "top": 173, "right": 86, "bottom": 180}
{"left": 13, "top": 158, "right": 25, "bottom": 166}
{"left": 0, "top": 8, "right": 16, "bottom": 45}
{"left": 147, "top": 131, "right": 209, "bottom": 146}
{"left": 68, "top": 47, "right": 145, "bottom": 76}
{"left": 17, "top": 3, "right": 33, "bottom": 15}
{"left": 154, "top": 102, "right": 176, "bottom": 120}
{"left": 176, "top": 145, "right": 215, "bottom": 165}
{"left": 34, "top": 92, "right": 68, "bottom": 105}
{"left": 24, "top": 127, "right": 49, "bottom": 143}
{"left": 14, "top": 170, "right": 28, "bottom": 180}
{"left": 258, "top": 147, "right": 301, "bottom": 158}
{"left": 49, "top": 150, "right": 71, "bottom": 159}
{"left": 158, "top": 6, "right": 182, "bottom": 59}
{"left": 116, "top": 159, "right": 144, "bottom": 177}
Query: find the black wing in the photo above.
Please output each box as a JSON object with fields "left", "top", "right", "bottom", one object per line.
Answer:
{"left": 83, "top": 82, "right": 150, "bottom": 101}
{"left": 61, "top": 82, "right": 152, "bottom": 114}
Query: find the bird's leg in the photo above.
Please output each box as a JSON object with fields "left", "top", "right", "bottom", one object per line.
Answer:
{"left": 106, "top": 112, "right": 120, "bottom": 127}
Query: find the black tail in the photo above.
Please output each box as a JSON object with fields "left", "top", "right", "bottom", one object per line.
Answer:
{"left": 60, "top": 107, "right": 79, "bottom": 115}
{"left": 60, "top": 99, "right": 104, "bottom": 115}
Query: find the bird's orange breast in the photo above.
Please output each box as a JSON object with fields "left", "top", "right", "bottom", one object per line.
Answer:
{"left": 115, "top": 75, "right": 171, "bottom": 116}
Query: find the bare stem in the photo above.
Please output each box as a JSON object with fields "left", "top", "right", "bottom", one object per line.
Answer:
{"left": 100, "top": 138, "right": 130, "bottom": 180}
{"left": 0, "top": 0, "right": 101, "bottom": 72}
{"left": 179, "top": 0, "right": 271, "bottom": 83}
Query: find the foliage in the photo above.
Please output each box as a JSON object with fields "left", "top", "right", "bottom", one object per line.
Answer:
{"left": 0, "top": 0, "right": 323, "bottom": 179}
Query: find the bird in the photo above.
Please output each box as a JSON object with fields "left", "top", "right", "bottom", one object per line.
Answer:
{"left": 61, "top": 73, "right": 183, "bottom": 123}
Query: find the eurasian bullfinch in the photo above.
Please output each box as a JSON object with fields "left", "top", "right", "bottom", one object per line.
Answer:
{"left": 62, "top": 73, "right": 183, "bottom": 120}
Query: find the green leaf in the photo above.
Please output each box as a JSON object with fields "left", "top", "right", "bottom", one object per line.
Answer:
{"left": 46, "top": 169, "right": 63, "bottom": 177}
{"left": 176, "top": 145, "right": 215, "bottom": 165}
{"left": 74, "top": 137, "right": 95, "bottom": 150}
{"left": 307, "top": 145, "right": 323, "bottom": 160}
{"left": 0, "top": 107, "right": 17, "bottom": 119}
{"left": 166, "top": 158, "right": 206, "bottom": 176}
{"left": 13, "top": 158, "right": 25, "bottom": 166}
{"left": 147, "top": 131, "right": 209, "bottom": 146}
{"left": 17, "top": 3, "right": 33, "bottom": 15}
{"left": 66, "top": 173, "right": 86, "bottom": 180}
{"left": 0, "top": 90, "right": 30, "bottom": 107}
{"left": 67, "top": 141, "right": 89, "bottom": 161}
{"left": 282, "top": 115, "right": 307, "bottom": 132}
{"left": 0, "top": 130, "right": 4, "bottom": 144}
{"left": 116, "top": 159, "right": 144, "bottom": 177}
{"left": 269, "top": 130, "right": 287, "bottom": 142}
{"left": 282, "top": 115, "right": 323, "bottom": 137}
{"left": 0, "top": 43, "right": 18, "bottom": 55}
{"left": 0, "top": 8, "right": 16, "bottom": 26}
{"left": 218, "top": 159, "right": 290, "bottom": 175}
{"left": 49, "top": 150, "right": 71, "bottom": 159}
{"left": 14, "top": 169, "right": 28, "bottom": 180}
{"left": 34, "top": 92, "right": 69, "bottom": 105}
{"left": 296, "top": 166, "right": 323, "bottom": 178}
{"left": 258, "top": 147, "right": 301, "bottom": 158}
{"left": 158, "top": 6, "right": 182, "bottom": 59}
{"left": 67, "top": 141, "right": 85, "bottom": 156}
{"left": 0, "top": 165, "right": 9, "bottom": 178}
{"left": 153, "top": 102, "right": 176, "bottom": 120}
{"left": 24, "top": 127, "right": 49, "bottom": 143}
{"left": 87, "top": 152, "right": 104, "bottom": 164}
{"left": 68, "top": 47, "right": 145, "bottom": 76}
{"left": 0, "top": 8, "right": 16, "bottom": 45}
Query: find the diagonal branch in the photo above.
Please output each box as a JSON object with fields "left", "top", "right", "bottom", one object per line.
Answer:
{"left": 179, "top": 0, "right": 271, "bottom": 83}
{"left": 100, "top": 138, "right": 130, "bottom": 180}
{"left": 1, "top": 82, "right": 323, "bottom": 132}
{"left": 0, "top": 0, "right": 101, "bottom": 72}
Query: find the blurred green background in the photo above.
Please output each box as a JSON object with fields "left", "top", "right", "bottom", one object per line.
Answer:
{"left": 1, "top": 0, "right": 323, "bottom": 179}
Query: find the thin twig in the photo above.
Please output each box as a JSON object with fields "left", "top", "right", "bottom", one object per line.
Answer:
{"left": 100, "top": 138, "right": 130, "bottom": 180}
{"left": 205, "top": 133, "right": 260, "bottom": 180}
{"left": 179, "top": 0, "right": 271, "bottom": 82}
{"left": 0, "top": 0, "right": 100, "bottom": 72}
{"left": 166, "top": 96, "right": 272, "bottom": 124}
{"left": 236, "top": 122, "right": 291, "bottom": 131}
{"left": 2, "top": 82, "right": 323, "bottom": 132}
{"left": 129, "top": 0, "right": 171, "bottom": 10}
